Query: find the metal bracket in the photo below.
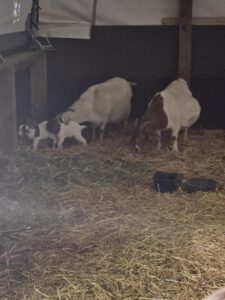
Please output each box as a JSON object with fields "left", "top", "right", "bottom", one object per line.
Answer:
{"left": 26, "top": 0, "right": 55, "bottom": 51}
{"left": 31, "top": 35, "right": 55, "bottom": 51}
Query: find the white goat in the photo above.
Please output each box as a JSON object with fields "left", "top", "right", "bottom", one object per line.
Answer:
{"left": 59, "top": 77, "right": 132, "bottom": 142}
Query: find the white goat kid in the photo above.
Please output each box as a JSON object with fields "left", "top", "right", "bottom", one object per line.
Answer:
{"left": 56, "top": 120, "right": 87, "bottom": 149}
{"left": 19, "top": 119, "right": 87, "bottom": 150}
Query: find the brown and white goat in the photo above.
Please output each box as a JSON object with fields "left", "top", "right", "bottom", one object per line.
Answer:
{"left": 131, "top": 79, "right": 201, "bottom": 152}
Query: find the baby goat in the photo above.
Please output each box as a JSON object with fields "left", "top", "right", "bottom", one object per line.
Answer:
{"left": 19, "top": 118, "right": 87, "bottom": 150}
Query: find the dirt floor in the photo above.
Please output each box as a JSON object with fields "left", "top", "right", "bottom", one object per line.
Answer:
{"left": 0, "top": 129, "right": 225, "bottom": 300}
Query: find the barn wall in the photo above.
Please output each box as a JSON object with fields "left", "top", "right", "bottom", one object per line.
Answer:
{"left": 45, "top": 26, "right": 225, "bottom": 129}
{"left": 0, "top": 32, "right": 28, "bottom": 55}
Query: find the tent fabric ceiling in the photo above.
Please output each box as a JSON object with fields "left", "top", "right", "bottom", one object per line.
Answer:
{"left": 193, "top": 0, "right": 225, "bottom": 18}
{"left": 96, "top": 0, "right": 178, "bottom": 26}
{"left": 38, "top": 0, "right": 225, "bottom": 38}
{"left": 96, "top": 0, "right": 225, "bottom": 25}
{"left": 0, "top": 0, "right": 32, "bottom": 35}
{"left": 38, "top": 0, "right": 94, "bottom": 39}
{"left": 0, "top": 0, "right": 225, "bottom": 37}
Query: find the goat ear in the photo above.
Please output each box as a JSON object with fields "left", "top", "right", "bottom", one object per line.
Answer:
{"left": 18, "top": 124, "right": 25, "bottom": 137}
{"left": 34, "top": 125, "right": 40, "bottom": 137}
{"left": 59, "top": 116, "right": 64, "bottom": 123}
{"left": 55, "top": 115, "right": 62, "bottom": 123}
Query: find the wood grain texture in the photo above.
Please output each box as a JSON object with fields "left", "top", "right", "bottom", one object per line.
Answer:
{"left": 178, "top": 0, "right": 193, "bottom": 86}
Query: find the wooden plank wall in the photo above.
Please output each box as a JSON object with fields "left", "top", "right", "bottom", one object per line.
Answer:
{"left": 31, "top": 54, "right": 48, "bottom": 121}
{"left": 0, "top": 68, "right": 17, "bottom": 153}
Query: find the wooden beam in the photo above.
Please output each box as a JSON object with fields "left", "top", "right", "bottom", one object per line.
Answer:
{"left": 0, "top": 51, "right": 43, "bottom": 72}
{"left": 163, "top": 17, "right": 225, "bottom": 26}
{"left": 178, "top": 0, "right": 193, "bottom": 86}
{"left": 0, "top": 68, "right": 17, "bottom": 153}
{"left": 30, "top": 53, "right": 48, "bottom": 121}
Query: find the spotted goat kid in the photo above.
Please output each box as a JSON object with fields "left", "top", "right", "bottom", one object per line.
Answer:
{"left": 19, "top": 118, "right": 87, "bottom": 150}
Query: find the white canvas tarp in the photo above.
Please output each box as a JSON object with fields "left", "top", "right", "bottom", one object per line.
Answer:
{"left": 0, "top": 0, "right": 32, "bottom": 35}
{"left": 96, "top": 0, "right": 225, "bottom": 25}
{"left": 96, "top": 0, "right": 178, "bottom": 26}
{"left": 0, "top": 0, "right": 225, "bottom": 37}
{"left": 38, "top": 0, "right": 225, "bottom": 38}
{"left": 193, "top": 0, "right": 225, "bottom": 18}
{"left": 38, "top": 0, "right": 95, "bottom": 39}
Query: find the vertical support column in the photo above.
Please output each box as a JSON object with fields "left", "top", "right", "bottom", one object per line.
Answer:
{"left": 30, "top": 53, "right": 48, "bottom": 121}
{"left": 0, "top": 68, "right": 17, "bottom": 153}
{"left": 178, "top": 0, "right": 193, "bottom": 86}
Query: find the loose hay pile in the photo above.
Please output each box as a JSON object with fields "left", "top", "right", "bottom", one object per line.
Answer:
{"left": 0, "top": 130, "right": 225, "bottom": 300}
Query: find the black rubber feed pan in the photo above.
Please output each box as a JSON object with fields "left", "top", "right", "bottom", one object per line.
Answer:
{"left": 182, "top": 177, "right": 218, "bottom": 193}
{"left": 153, "top": 171, "right": 184, "bottom": 193}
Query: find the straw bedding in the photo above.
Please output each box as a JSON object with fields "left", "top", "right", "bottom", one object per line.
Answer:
{"left": 0, "top": 129, "right": 225, "bottom": 300}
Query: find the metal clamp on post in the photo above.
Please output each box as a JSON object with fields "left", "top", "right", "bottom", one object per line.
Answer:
{"left": 26, "top": 0, "right": 55, "bottom": 51}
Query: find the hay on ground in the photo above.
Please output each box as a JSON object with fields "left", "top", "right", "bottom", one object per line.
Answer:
{"left": 0, "top": 129, "right": 225, "bottom": 299}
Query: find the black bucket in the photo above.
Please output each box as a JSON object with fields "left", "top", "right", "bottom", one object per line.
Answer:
{"left": 153, "top": 171, "right": 184, "bottom": 193}
{"left": 182, "top": 177, "right": 218, "bottom": 193}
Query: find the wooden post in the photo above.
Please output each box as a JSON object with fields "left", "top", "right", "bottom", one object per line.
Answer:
{"left": 30, "top": 53, "right": 48, "bottom": 121}
{"left": 0, "top": 51, "right": 47, "bottom": 153}
{"left": 0, "top": 68, "right": 17, "bottom": 153}
{"left": 178, "top": 0, "right": 193, "bottom": 86}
